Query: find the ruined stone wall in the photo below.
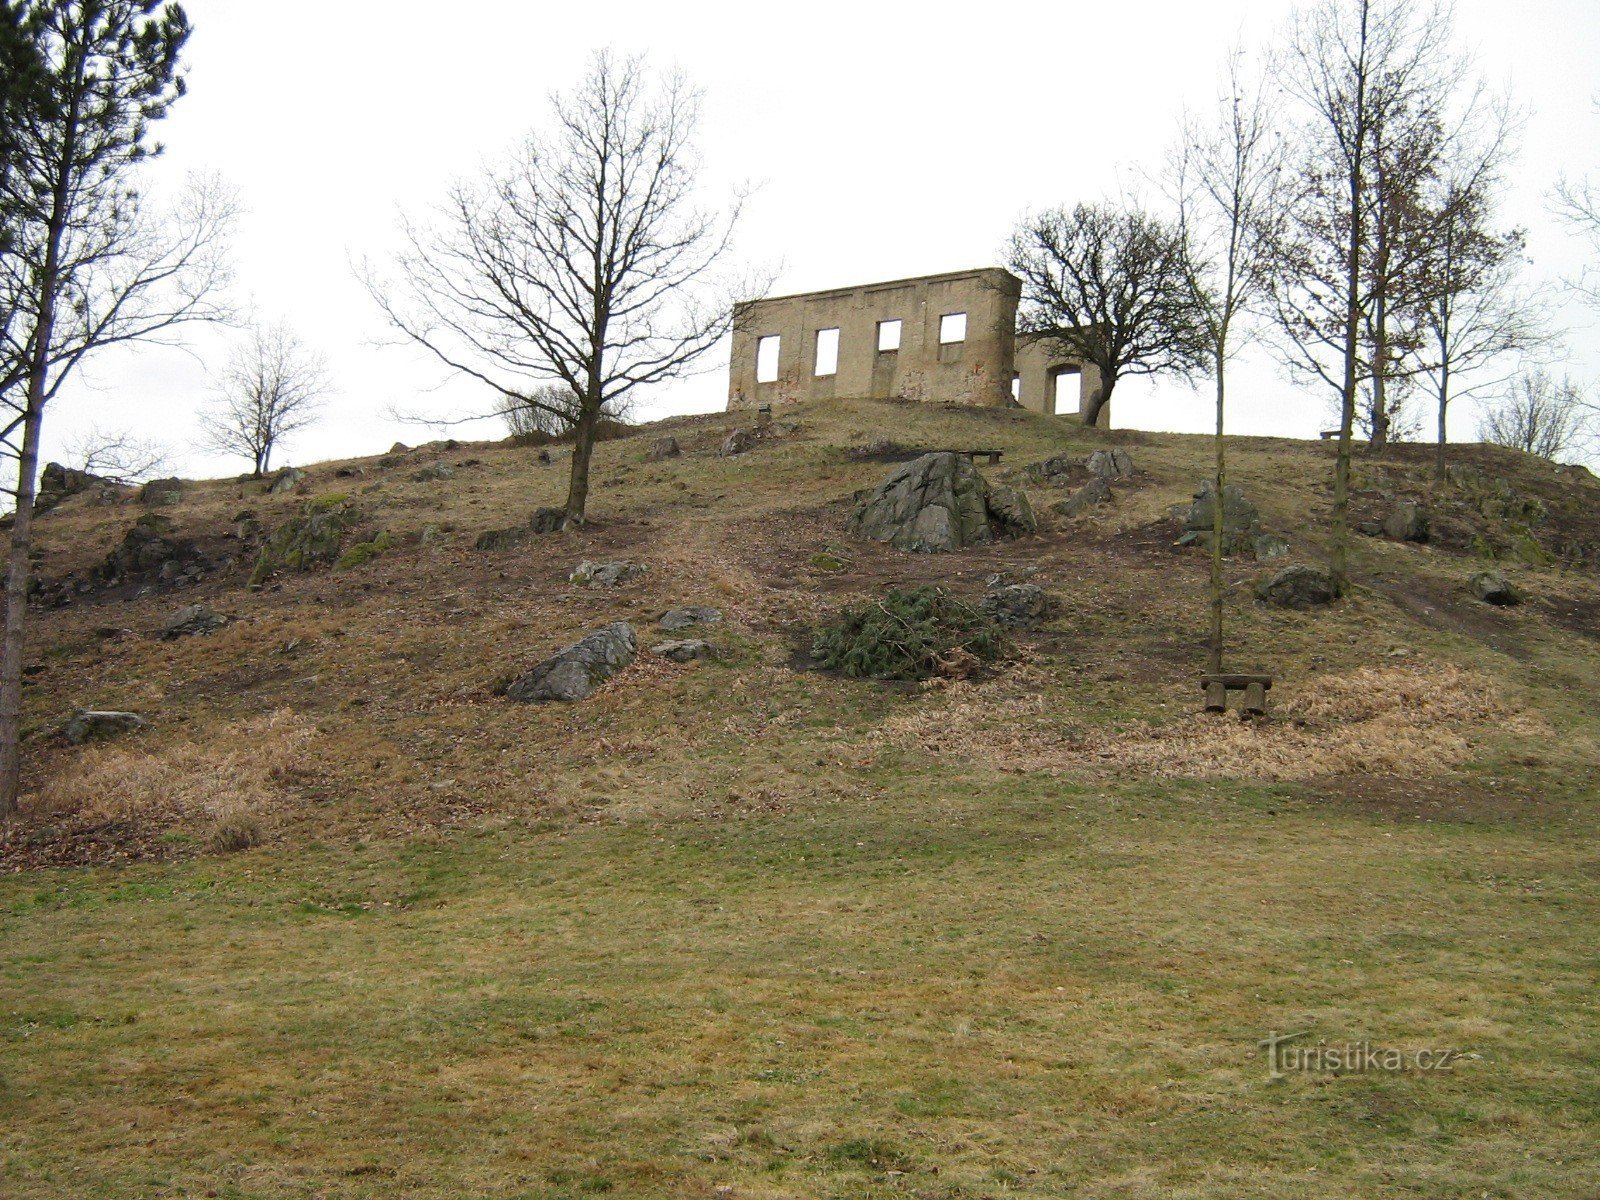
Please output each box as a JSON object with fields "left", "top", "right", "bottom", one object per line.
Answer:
{"left": 1013, "top": 334, "right": 1107, "bottom": 422}
{"left": 728, "top": 268, "right": 1020, "bottom": 410}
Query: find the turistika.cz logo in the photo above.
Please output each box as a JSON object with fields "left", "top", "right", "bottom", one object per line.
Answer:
{"left": 1258, "top": 1031, "right": 1460, "bottom": 1079}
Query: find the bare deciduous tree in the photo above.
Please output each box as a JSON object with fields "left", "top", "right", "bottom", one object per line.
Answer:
{"left": 0, "top": 1, "right": 233, "bottom": 819}
{"left": 1007, "top": 201, "right": 1208, "bottom": 428}
{"left": 199, "top": 324, "right": 328, "bottom": 477}
{"left": 61, "top": 422, "right": 170, "bottom": 482}
{"left": 1477, "top": 369, "right": 1594, "bottom": 462}
{"left": 1551, "top": 101, "right": 1600, "bottom": 307}
{"left": 1168, "top": 45, "right": 1286, "bottom": 673}
{"left": 368, "top": 50, "right": 748, "bottom": 527}
{"left": 1269, "top": 0, "right": 1455, "bottom": 595}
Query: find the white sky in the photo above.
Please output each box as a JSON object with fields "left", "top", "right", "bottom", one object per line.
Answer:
{"left": 42, "top": 0, "right": 1600, "bottom": 477}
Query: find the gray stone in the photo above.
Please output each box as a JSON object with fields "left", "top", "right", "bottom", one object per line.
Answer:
{"left": 1256, "top": 565, "right": 1337, "bottom": 609}
{"left": 389, "top": 442, "right": 410, "bottom": 454}
{"left": 986, "top": 485, "right": 1037, "bottom": 536}
{"left": 651, "top": 638, "right": 714, "bottom": 662}
{"left": 268, "top": 467, "right": 306, "bottom": 495}
{"left": 1085, "top": 448, "right": 1134, "bottom": 480}
{"left": 411, "top": 464, "right": 455, "bottom": 483}
{"left": 721, "top": 428, "right": 758, "bottom": 457}
{"left": 475, "top": 526, "right": 527, "bottom": 552}
{"left": 1470, "top": 569, "right": 1520, "bottom": 606}
{"left": 659, "top": 605, "right": 722, "bottom": 632}
{"left": 1382, "top": 500, "right": 1429, "bottom": 543}
{"left": 648, "top": 436, "right": 681, "bottom": 461}
{"left": 530, "top": 506, "right": 567, "bottom": 534}
{"left": 139, "top": 477, "right": 184, "bottom": 507}
{"left": 160, "top": 605, "right": 227, "bottom": 639}
{"left": 1253, "top": 533, "right": 1291, "bottom": 561}
{"left": 1023, "top": 452, "right": 1076, "bottom": 484}
{"left": 36, "top": 462, "right": 108, "bottom": 512}
{"left": 571, "top": 560, "right": 646, "bottom": 587}
{"left": 1052, "top": 476, "right": 1112, "bottom": 518}
{"left": 507, "top": 622, "right": 638, "bottom": 702}
{"left": 980, "top": 583, "right": 1058, "bottom": 629}
{"left": 1182, "top": 481, "right": 1266, "bottom": 556}
{"left": 849, "top": 452, "right": 1004, "bottom": 554}
{"left": 62, "top": 709, "right": 146, "bottom": 745}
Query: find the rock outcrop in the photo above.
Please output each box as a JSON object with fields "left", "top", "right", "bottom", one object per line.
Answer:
{"left": 160, "top": 605, "right": 228, "bottom": 639}
{"left": 648, "top": 437, "right": 681, "bottom": 461}
{"left": 659, "top": 605, "right": 721, "bottom": 632}
{"left": 1052, "top": 477, "right": 1112, "bottom": 518}
{"left": 571, "top": 560, "right": 646, "bottom": 587}
{"left": 62, "top": 709, "right": 146, "bottom": 745}
{"left": 850, "top": 452, "right": 1034, "bottom": 554}
{"left": 1256, "top": 565, "right": 1337, "bottom": 609}
{"left": 651, "top": 638, "right": 714, "bottom": 662}
{"left": 1470, "top": 569, "right": 1520, "bottom": 606}
{"left": 249, "top": 498, "right": 363, "bottom": 587}
{"left": 1085, "top": 448, "right": 1134, "bottom": 481}
{"left": 507, "top": 622, "right": 637, "bottom": 703}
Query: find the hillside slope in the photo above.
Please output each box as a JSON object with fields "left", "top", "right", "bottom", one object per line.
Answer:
{"left": 3, "top": 399, "right": 1600, "bottom": 1199}
{"left": 5, "top": 397, "right": 1599, "bottom": 862}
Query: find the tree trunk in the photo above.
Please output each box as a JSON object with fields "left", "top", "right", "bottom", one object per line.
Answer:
{"left": 1370, "top": 289, "right": 1390, "bottom": 451}
{"left": 1080, "top": 373, "right": 1115, "bottom": 427}
{"left": 1209, "top": 350, "right": 1226, "bottom": 676}
{"left": 1433, "top": 363, "right": 1450, "bottom": 482}
{"left": 563, "top": 389, "right": 600, "bottom": 527}
{"left": 1331, "top": 161, "right": 1364, "bottom": 598}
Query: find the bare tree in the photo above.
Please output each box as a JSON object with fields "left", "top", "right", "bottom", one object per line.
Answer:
{"left": 61, "top": 422, "right": 170, "bottom": 482}
{"left": 199, "top": 323, "right": 328, "bottom": 476}
{"left": 368, "top": 50, "right": 747, "bottom": 527}
{"left": 0, "top": 2, "right": 233, "bottom": 819}
{"left": 1410, "top": 127, "right": 1551, "bottom": 479}
{"left": 1269, "top": 0, "right": 1455, "bottom": 595}
{"left": 1477, "top": 369, "right": 1593, "bottom": 462}
{"left": 1551, "top": 101, "right": 1600, "bottom": 307}
{"left": 1168, "top": 46, "right": 1286, "bottom": 674}
{"left": 1007, "top": 201, "right": 1208, "bottom": 427}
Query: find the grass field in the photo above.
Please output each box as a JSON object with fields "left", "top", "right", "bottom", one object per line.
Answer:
{"left": 3, "top": 399, "right": 1599, "bottom": 1196}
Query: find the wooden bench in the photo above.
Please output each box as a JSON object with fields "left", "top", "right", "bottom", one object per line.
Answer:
{"left": 1319, "top": 429, "right": 1340, "bottom": 440}
{"left": 943, "top": 448, "right": 1004, "bottom": 465}
{"left": 1200, "top": 673, "right": 1273, "bottom": 716}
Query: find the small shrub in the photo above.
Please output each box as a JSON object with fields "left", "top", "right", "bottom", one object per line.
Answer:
{"left": 811, "top": 586, "right": 1009, "bottom": 681}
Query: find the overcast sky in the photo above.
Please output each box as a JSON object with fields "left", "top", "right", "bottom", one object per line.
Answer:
{"left": 41, "top": 0, "right": 1600, "bottom": 478}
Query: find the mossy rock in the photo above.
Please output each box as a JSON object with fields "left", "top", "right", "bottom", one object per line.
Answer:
{"left": 336, "top": 531, "right": 397, "bottom": 570}
{"left": 250, "top": 500, "right": 364, "bottom": 586}
{"left": 810, "top": 552, "right": 847, "bottom": 572}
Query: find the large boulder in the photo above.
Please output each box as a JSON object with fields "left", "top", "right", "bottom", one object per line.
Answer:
{"left": 850, "top": 452, "right": 1030, "bottom": 554}
{"left": 1052, "top": 476, "right": 1112, "bottom": 518}
{"left": 1023, "top": 452, "right": 1077, "bottom": 485}
{"left": 651, "top": 638, "right": 714, "bottom": 662}
{"left": 1470, "top": 569, "right": 1520, "bottom": 606}
{"left": 160, "top": 605, "right": 227, "bottom": 639}
{"left": 1257, "top": 565, "right": 1337, "bottom": 609}
{"left": 648, "top": 436, "right": 681, "bottom": 461}
{"left": 1178, "top": 481, "right": 1286, "bottom": 560}
{"left": 507, "top": 622, "right": 637, "bottom": 702}
{"left": 721, "top": 428, "right": 758, "bottom": 457}
{"left": 249, "top": 498, "right": 363, "bottom": 586}
{"left": 659, "top": 605, "right": 721, "bottom": 632}
{"left": 35, "top": 462, "right": 108, "bottom": 513}
{"left": 1382, "top": 500, "right": 1430, "bottom": 543}
{"left": 1085, "top": 448, "right": 1135, "bottom": 480}
{"left": 571, "top": 560, "right": 646, "bottom": 587}
{"left": 268, "top": 467, "right": 306, "bottom": 495}
{"left": 95, "top": 514, "right": 217, "bottom": 590}
{"left": 62, "top": 709, "right": 146, "bottom": 745}
{"left": 139, "top": 477, "right": 185, "bottom": 507}
{"left": 986, "top": 485, "right": 1037, "bottom": 537}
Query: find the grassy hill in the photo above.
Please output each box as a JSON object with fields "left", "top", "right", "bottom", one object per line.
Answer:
{"left": 2, "top": 399, "right": 1598, "bottom": 1198}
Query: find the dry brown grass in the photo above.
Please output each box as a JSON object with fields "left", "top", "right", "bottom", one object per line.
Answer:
{"left": 879, "top": 662, "right": 1548, "bottom": 781}
{"left": 31, "top": 709, "right": 320, "bottom": 829}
